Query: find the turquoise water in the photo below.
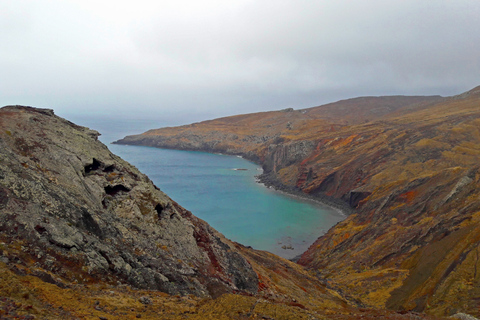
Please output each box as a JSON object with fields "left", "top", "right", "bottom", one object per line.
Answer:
{"left": 62, "top": 114, "right": 344, "bottom": 259}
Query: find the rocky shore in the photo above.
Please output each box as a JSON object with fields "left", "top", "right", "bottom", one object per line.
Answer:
{"left": 256, "top": 171, "right": 354, "bottom": 215}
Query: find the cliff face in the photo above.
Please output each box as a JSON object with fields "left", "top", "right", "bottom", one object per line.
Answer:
{"left": 2, "top": 105, "right": 389, "bottom": 319}
{"left": 114, "top": 87, "right": 480, "bottom": 317}
{"left": 0, "top": 106, "right": 258, "bottom": 298}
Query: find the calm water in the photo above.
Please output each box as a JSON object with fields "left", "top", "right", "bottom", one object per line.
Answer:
{"left": 62, "top": 113, "right": 344, "bottom": 259}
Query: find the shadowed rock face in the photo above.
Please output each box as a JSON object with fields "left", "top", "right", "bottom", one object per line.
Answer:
{"left": 0, "top": 105, "right": 258, "bottom": 297}
{"left": 113, "top": 86, "right": 480, "bottom": 317}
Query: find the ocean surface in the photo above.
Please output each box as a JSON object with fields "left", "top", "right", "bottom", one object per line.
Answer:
{"left": 61, "top": 113, "right": 344, "bottom": 259}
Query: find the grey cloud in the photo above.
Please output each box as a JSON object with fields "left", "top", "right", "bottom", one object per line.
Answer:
{"left": 1, "top": 0, "right": 479, "bottom": 121}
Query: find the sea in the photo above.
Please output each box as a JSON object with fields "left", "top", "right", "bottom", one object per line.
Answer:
{"left": 60, "top": 113, "right": 344, "bottom": 259}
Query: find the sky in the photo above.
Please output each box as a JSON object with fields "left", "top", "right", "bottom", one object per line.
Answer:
{"left": 1, "top": 0, "right": 480, "bottom": 124}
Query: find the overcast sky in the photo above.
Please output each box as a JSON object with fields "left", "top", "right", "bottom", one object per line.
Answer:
{"left": 1, "top": 0, "right": 479, "bottom": 124}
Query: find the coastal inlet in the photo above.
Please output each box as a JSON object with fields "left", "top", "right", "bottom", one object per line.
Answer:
{"left": 107, "top": 144, "right": 344, "bottom": 259}
{"left": 63, "top": 114, "right": 344, "bottom": 260}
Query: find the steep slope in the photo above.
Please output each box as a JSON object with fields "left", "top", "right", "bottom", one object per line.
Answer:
{"left": 1, "top": 105, "right": 437, "bottom": 319}
{"left": 0, "top": 106, "right": 258, "bottom": 298}
{"left": 114, "top": 87, "right": 480, "bottom": 317}
{"left": 297, "top": 87, "right": 480, "bottom": 316}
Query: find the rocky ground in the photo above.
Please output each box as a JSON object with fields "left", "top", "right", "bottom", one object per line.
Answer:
{"left": 0, "top": 106, "right": 258, "bottom": 298}
{"left": 0, "top": 260, "right": 451, "bottom": 319}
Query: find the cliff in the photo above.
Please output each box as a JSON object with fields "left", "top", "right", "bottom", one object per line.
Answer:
{"left": 114, "top": 87, "right": 480, "bottom": 317}
{"left": 0, "top": 105, "right": 439, "bottom": 319}
{"left": 0, "top": 105, "right": 259, "bottom": 298}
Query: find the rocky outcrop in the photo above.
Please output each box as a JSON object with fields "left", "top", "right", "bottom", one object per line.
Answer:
{"left": 0, "top": 105, "right": 258, "bottom": 297}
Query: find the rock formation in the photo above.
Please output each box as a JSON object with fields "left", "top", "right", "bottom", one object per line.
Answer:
{"left": 0, "top": 106, "right": 258, "bottom": 298}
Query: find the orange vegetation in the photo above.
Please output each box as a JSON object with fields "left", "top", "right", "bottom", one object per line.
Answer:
{"left": 118, "top": 86, "right": 480, "bottom": 317}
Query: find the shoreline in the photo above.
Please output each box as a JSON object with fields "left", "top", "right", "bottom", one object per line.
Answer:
{"left": 214, "top": 149, "right": 353, "bottom": 217}
{"left": 113, "top": 139, "right": 354, "bottom": 216}
{"left": 255, "top": 172, "right": 354, "bottom": 217}
{"left": 112, "top": 140, "right": 352, "bottom": 261}
{"left": 210, "top": 149, "right": 354, "bottom": 216}
{"left": 257, "top": 180, "right": 353, "bottom": 218}
{"left": 253, "top": 173, "right": 351, "bottom": 262}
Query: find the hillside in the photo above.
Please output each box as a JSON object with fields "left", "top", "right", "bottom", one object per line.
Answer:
{"left": 114, "top": 95, "right": 442, "bottom": 163}
{"left": 115, "top": 87, "right": 480, "bottom": 317}
{"left": 0, "top": 105, "right": 449, "bottom": 319}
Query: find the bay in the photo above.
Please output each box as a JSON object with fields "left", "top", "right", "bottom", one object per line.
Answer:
{"left": 61, "top": 113, "right": 344, "bottom": 259}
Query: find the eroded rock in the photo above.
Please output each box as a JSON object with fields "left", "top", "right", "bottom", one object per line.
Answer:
{"left": 0, "top": 105, "right": 258, "bottom": 297}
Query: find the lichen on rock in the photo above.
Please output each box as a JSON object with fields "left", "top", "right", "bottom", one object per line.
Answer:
{"left": 0, "top": 105, "right": 258, "bottom": 297}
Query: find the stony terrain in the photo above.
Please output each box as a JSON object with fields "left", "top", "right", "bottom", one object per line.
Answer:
{"left": 0, "top": 105, "right": 450, "bottom": 319}
{"left": 0, "top": 106, "right": 266, "bottom": 298}
{"left": 115, "top": 86, "right": 480, "bottom": 318}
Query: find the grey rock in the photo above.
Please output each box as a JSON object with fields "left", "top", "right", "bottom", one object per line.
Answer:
{"left": 451, "top": 313, "right": 480, "bottom": 320}
{"left": 443, "top": 176, "right": 473, "bottom": 204}
{"left": 138, "top": 296, "right": 152, "bottom": 305}
{"left": 0, "top": 105, "right": 258, "bottom": 297}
